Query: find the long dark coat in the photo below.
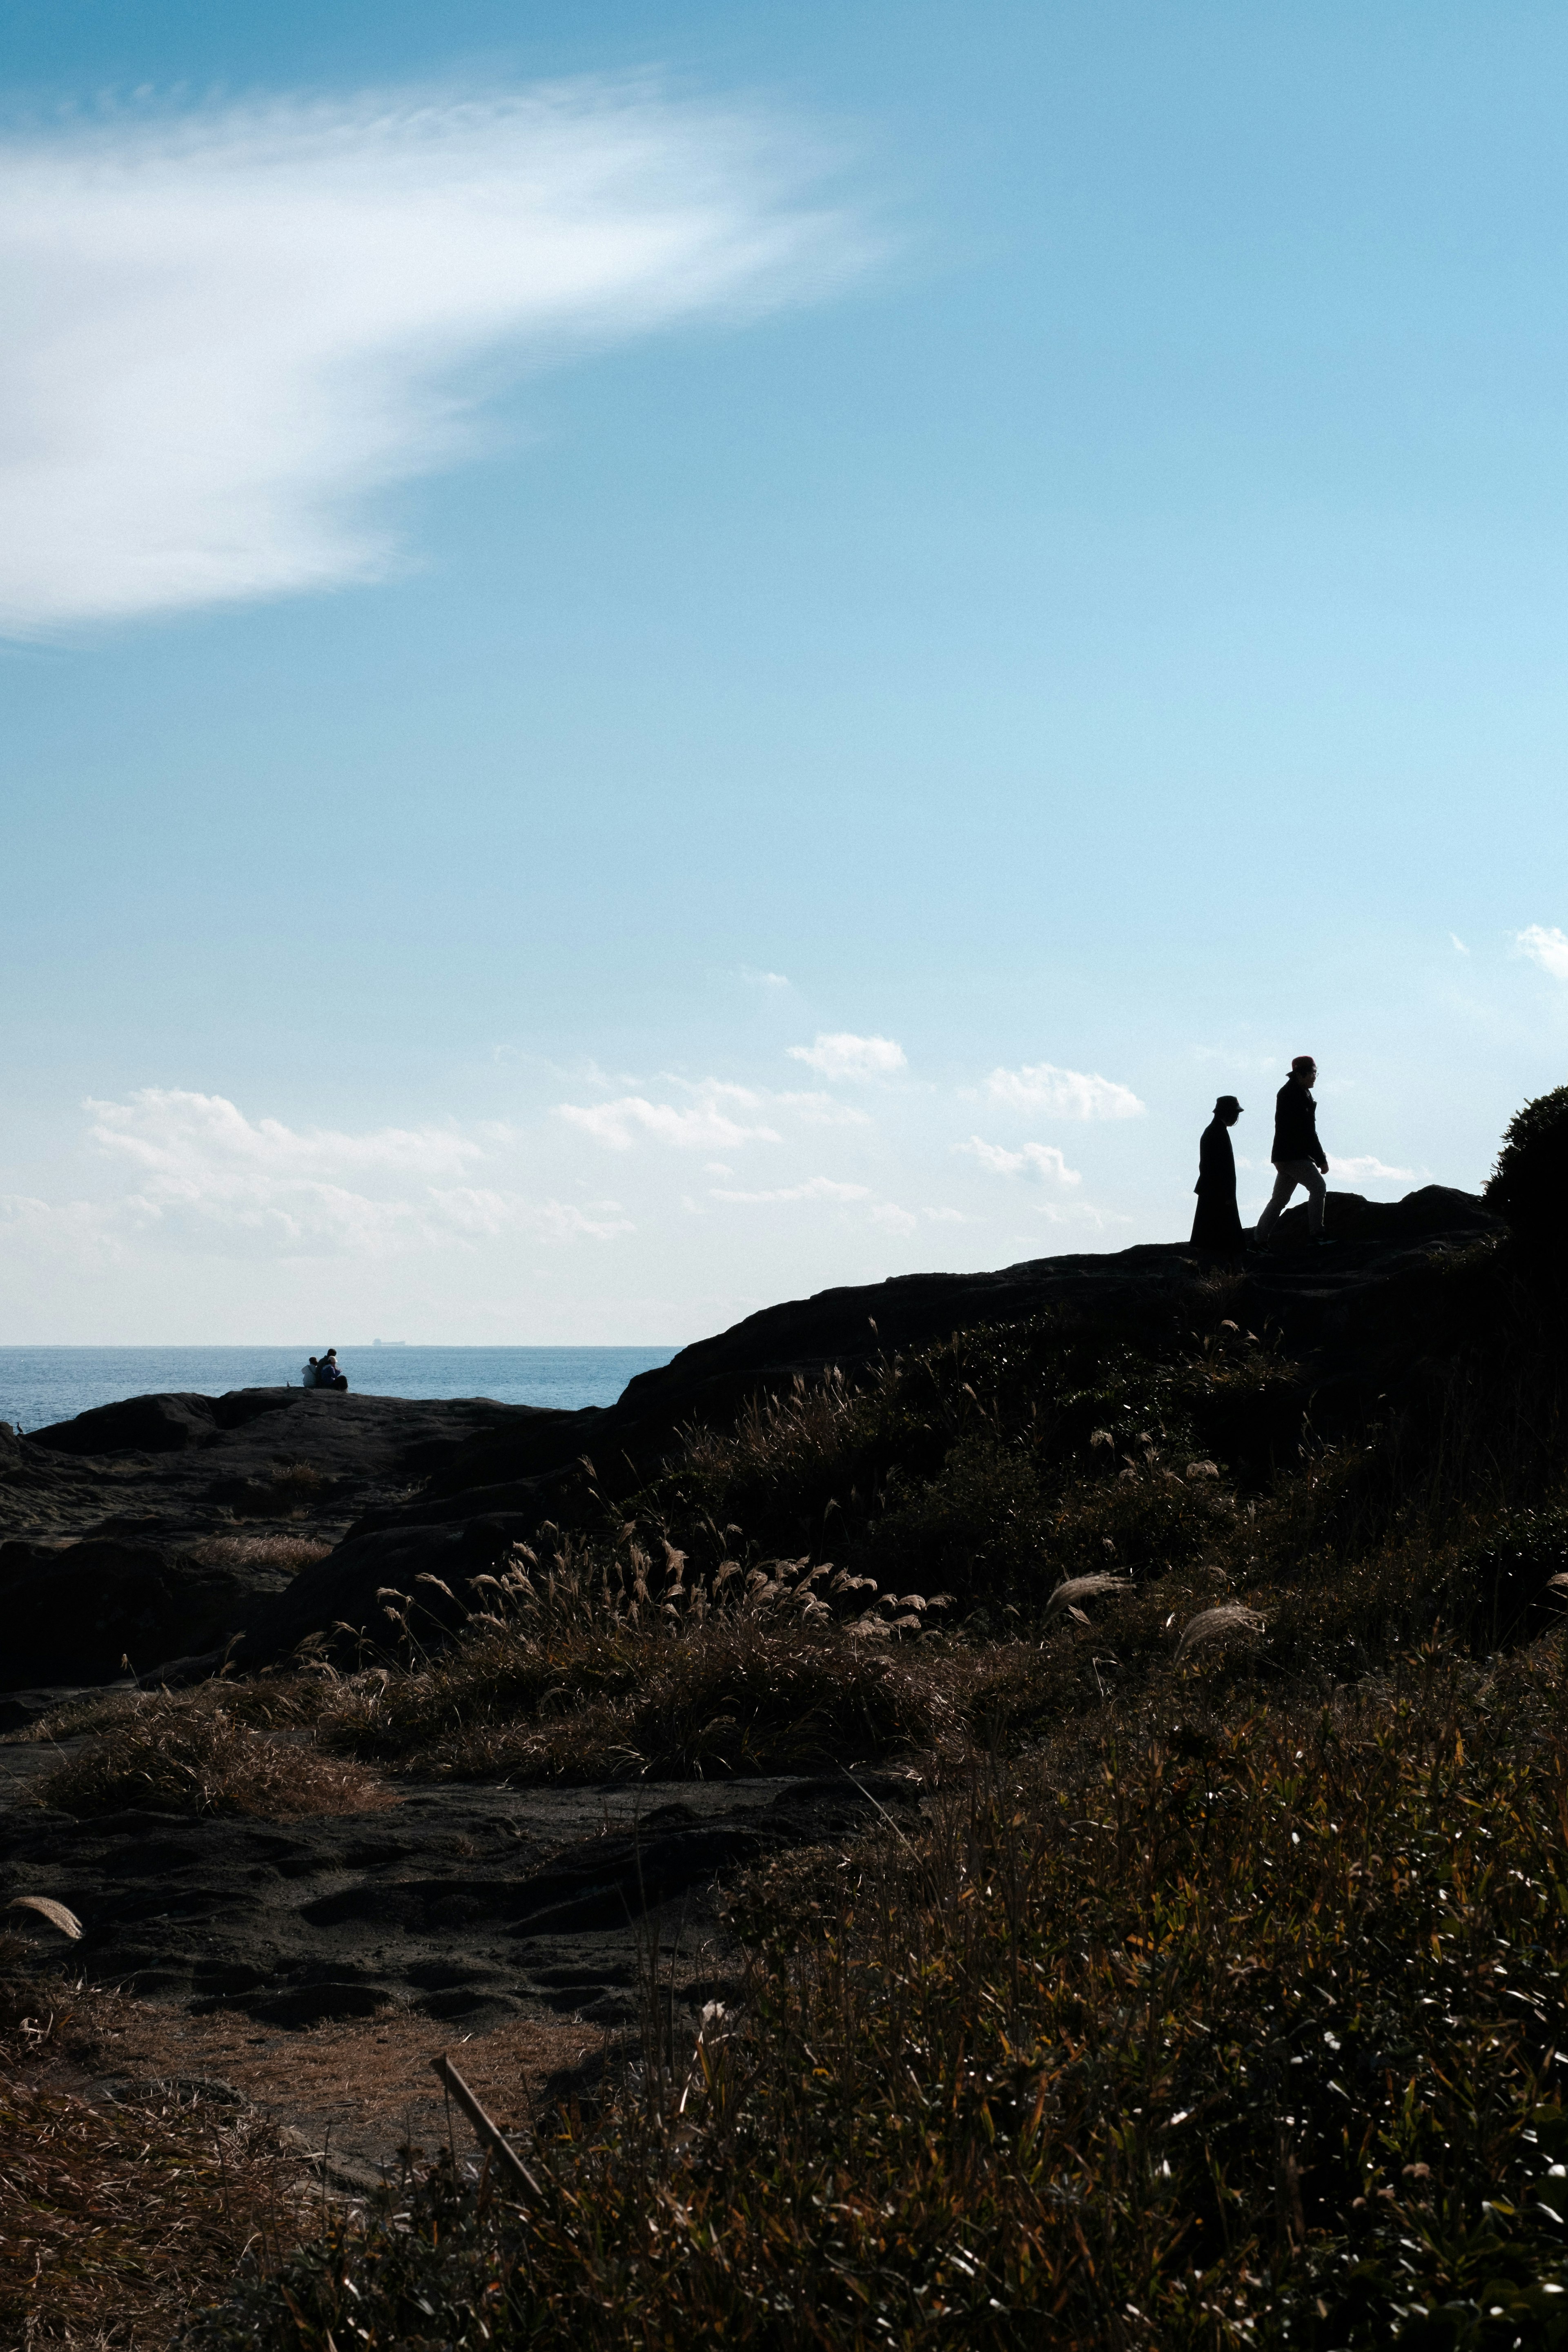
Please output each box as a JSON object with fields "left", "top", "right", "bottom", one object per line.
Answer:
{"left": 1191, "top": 1117, "right": 1244, "bottom": 1254}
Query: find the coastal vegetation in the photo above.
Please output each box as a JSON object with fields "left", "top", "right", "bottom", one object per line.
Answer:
{"left": 9, "top": 1088, "right": 1568, "bottom": 2345}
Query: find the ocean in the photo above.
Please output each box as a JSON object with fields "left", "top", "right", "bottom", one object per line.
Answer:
{"left": 0, "top": 1345, "right": 682, "bottom": 1436}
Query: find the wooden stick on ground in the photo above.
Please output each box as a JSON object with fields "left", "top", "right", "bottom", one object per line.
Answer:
{"left": 429, "top": 2054, "right": 541, "bottom": 2202}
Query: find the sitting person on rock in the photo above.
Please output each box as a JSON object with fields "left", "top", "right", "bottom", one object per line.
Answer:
{"left": 1191, "top": 1094, "right": 1245, "bottom": 1261}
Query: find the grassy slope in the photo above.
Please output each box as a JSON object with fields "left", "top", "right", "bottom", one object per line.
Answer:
{"left": 37, "top": 1232, "right": 1568, "bottom": 2343}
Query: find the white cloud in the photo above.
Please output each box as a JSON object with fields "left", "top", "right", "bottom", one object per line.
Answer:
{"left": 0, "top": 1192, "right": 127, "bottom": 1265}
{"left": 870, "top": 1202, "right": 918, "bottom": 1235}
{"left": 1328, "top": 1155, "right": 1415, "bottom": 1184}
{"left": 985, "top": 1062, "right": 1144, "bottom": 1120}
{"left": 0, "top": 80, "right": 866, "bottom": 632}
{"left": 89, "top": 1087, "right": 482, "bottom": 1179}
{"left": 960, "top": 1136, "right": 1082, "bottom": 1187}
{"left": 786, "top": 1032, "right": 906, "bottom": 1080}
{"left": 738, "top": 967, "right": 791, "bottom": 989}
{"left": 76, "top": 1087, "right": 630, "bottom": 1255}
{"left": 1450, "top": 933, "right": 1470, "bottom": 956}
{"left": 1038, "top": 1200, "right": 1131, "bottom": 1229}
{"left": 425, "top": 1187, "right": 632, "bottom": 1241}
{"left": 1518, "top": 924, "right": 1568, "bottom": 980}
{"left": 777, "top": 1090, "right": 873, "bottom": 1127}
{"left": 710, "top": 1176, "right": 870, "bottom": 1205}
{"left": 556, "top": 1093, "right": 780, "bottom": 1151}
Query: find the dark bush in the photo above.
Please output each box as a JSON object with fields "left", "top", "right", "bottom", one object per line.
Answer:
{"left": 1443, "top": 1506, "right": 1568, "bottom": 1650}
{"left": 1486, "top": 1081, "right": 1568, "bottom": 1257}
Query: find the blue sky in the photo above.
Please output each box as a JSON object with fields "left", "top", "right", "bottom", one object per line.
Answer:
{"left": 3, "top": 0, "right": 1567, "bottom": 1343}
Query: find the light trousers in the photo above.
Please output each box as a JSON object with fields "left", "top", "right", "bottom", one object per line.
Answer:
{"left": 1256, "top": 1158, "right": 1327, "bottom": 1241}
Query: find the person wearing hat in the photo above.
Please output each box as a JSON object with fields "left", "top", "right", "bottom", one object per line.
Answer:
{"left": 1253, "top": 1055, "right": 1330, "bottom": 1248}
{"left": 1191, "top": 1094, "right": 1245, "bottom": 1258}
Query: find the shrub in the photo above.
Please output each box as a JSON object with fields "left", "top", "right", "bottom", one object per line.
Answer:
{"left": 323, "top": 1544, "right": 957, "bottom": 1779}
{"left": 1486, "top": 1080, "right": 1568, "bottom": 1257}
{"left": 1442, "top": 1505, "right": 1568, "bottom": 1649}
{"left": 38, "top": 1697, "right": 393, "bottom": 1819}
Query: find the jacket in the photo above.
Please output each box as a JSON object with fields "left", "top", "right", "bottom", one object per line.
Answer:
{"left": 1272, "top": 1079, "right": 1326, "bottom": 1170}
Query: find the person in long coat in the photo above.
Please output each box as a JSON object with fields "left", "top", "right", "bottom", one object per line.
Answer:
{"left": 1191, "top": 1095, "right": 1244, "bottom": 1258}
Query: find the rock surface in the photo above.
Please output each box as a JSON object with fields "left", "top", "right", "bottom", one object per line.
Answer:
{"left": 0, "top": 1740, "right": 913, "bottom": 2037}
{"left": 0, "top": 1390, "right": 568, "bottom": 1691}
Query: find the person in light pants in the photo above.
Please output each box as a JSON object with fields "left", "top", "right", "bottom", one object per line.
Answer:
{"left": 1254, "top": 1055, "right": 1331, "bottom": 1248}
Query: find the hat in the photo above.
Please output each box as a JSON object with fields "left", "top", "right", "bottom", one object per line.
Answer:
{"left": 1290, "top": 1054, "right": 1316, "bottom": 1074}
{"left": 1214, "top": 1094, "right": 1242, "bottom": 1115}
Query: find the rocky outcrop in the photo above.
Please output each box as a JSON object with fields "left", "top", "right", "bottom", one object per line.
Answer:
{"left": 0, "top": 1537, "right": 270, "bottom": 1686}
{"left": 0, "top": 1185, "right": 1506, "bottom": 1686}
{"left": 0, "top": 1390, "right": 575, "bottom": 1692}
{"left": 27, "top": 1389, "right": 295, "bottom": 1457}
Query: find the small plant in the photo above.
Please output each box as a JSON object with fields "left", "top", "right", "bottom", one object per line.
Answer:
{"left": 268, "top": 1459, "right": 329, "bottom": 1500}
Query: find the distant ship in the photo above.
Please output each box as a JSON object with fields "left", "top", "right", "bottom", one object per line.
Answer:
{"left": 370, "top": 1339, "right": 410, "bottom": 1347}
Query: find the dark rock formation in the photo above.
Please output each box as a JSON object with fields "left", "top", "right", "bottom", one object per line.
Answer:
{"left": 0, "top": 1537, "right": 258, "bottom": 1686}
{"left": 0, "top": 1185, "right": 1506, "bottom": 1686}
{"left": 0, "top": 1750, "right": 916, "bottom": 2034}
{"left": 0, "top": 1390, "right": 572, "bottom": 1692}
{"left": 27, "top": 1388, "right": 292, "bottom": 1457}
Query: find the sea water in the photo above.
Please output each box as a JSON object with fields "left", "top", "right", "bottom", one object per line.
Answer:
{"left": 0, "top": 1345, "right": 681, "bottom": 1436}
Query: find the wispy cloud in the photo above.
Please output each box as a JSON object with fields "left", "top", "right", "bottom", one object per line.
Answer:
{"left": 1328, "top": 1154, "right": 1415, "bottom": 1184}
{"left": 985, "top": 1062, "right": 1143, "bottom": 1120}
{"left": 0, "top": 80, "right": 867, "bottom": 632}
{"left": 960, "top": 1136, "right": 1082, "bottom": 1186}
{"left": 786, "top": 1032, "right": 906, "bottom": 1080}
{"left": 1450, "top": 933, "right": 1470, "bottom": 956}
{"left": 780, "top": 1090, "right": 873, "bottom": 1127}
{"left": 738, "top": 967, "right": 791, "bottom": 990}
{"left": 710, "top": 1176, "right": 869, "bottom": 1205}
{"left": 556, "top": 1091, "right": 781, "bottom": 1151}
{"left": 90, "top": 1087, "right": 483, "bottom": 1179}
{"left": 83, "top": 1088, "right": 628, "bottom": 1252}
{"left": 870, "top": 1202, "right": 918, "bottom": 1234}
{"left": 1518, "top": 924, "right": 1568, "bottom": 981}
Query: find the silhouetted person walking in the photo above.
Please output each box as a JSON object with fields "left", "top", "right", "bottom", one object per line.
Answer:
{"left": 1254, "top": 1055, "right": 1330, "bottom": 1247}
{"left": 1191, "top": 1094, "right": 1244, "bottom": 1259}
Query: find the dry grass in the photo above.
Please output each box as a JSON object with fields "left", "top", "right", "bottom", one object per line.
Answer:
{"left": 309, "top": 1534, "right": 956, "bottom": 1781}
{"left": 187, "top": 1635, "right": 1568, "bottom": 2349}
{"left": 1174, "top": 1600, "right": 1267, "bottom": 1657}
{"left": 35, "top": 1697, "right": 394, "bottom": 1820}
{"left": 186, "top": 1535, "right": 334, "bottom": 1574}
{"left": 266, "top": 1461, "right": 329, "bottom": 1501}
{"left": 0, "top": 1973, "right": 314, "bottom": 2351}
{"left": 332, "top": 1613, "right": 959, "bottom": 1781}
{"left": 0, "top": 2077, "right": 312, "bottom": 2350}
{"left": 22, "top": 1236, "right": 1568, "bottom": 2344}
{"left": 0, "top": 1968, "right": 614, "bottom": 2184}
